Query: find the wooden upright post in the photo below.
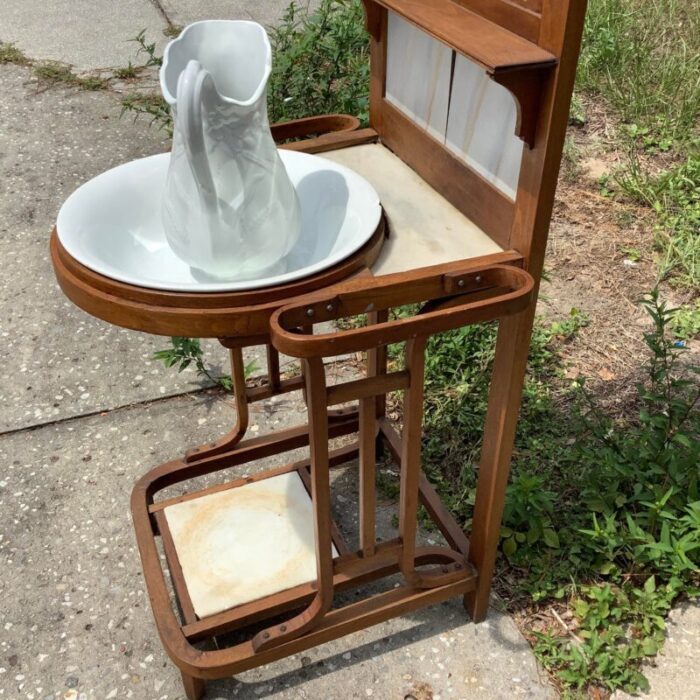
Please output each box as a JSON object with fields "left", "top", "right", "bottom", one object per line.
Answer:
{"left": 466, "top": 0, "right": 587, "bottom": 619}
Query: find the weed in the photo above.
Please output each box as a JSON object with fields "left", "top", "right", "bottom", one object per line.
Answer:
{"left": 597, "top": 173, "right": 614, "bottom": 198}
{"left": 561, "top": 137, "right": 582, "bottom": 183}
{"left": 568, "top": 92, "right": 586, "bottom": 127}
{"left": 131, "top": 29, "right": 162, "bottom": 67}
{"left": 407, "top": 291, "right": 698, "bottom": 695}
{"left": 153, "top": 337, "right": 258, "bottom": 390}
{"left": 1, "top": 40, "right": 108, "bottom": 90}
{"left": 267, "top": 0, "right": 370, "bottom": 124}
{"left": 529, "top": 292, "right": 698, "bottom": 694}
{"left": 534, "top": 578, "right": 672, "bottom": 694}
{"left": 163, "top": 24, "right": 184, "bottom": 39}
{"left": 576, "top": 0, "right": 700, "bottom": 288}
{"left": 0, "top": 41, "right": 31, "bottom": 65}
{"left": 33, "top": 61, "right": 108, "bottom": 90}
{"left": 114, "top": 61, "right": 138, "bottom": 80}
{"left": 670, "top": 300, "right": 700, "bottom": 340}
{"left": 122, "top": 2, "right": 370, "bottom": 134}
{"left": 120, "top": 92, "right": 172, "bottom": 133}
{"left": 619, "top": 245, "right": 642, "bottom": 263}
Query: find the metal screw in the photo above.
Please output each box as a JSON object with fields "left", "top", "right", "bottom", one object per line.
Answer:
{"left": 306, "top": 308, "right": 314, "bottom": 318}
{"left": 457, "top": 279, "right": 465, "bottom": 288}
{"left": 326, "top": 303, "right": 334, "bottom": 312}
{"left": 280, "top": 625, "right": 287, "bottom": 632}
{"left": 441, "top": 566, "right": 449, "bottom": 573}
{"left": 475, "top": 275, "right": 483, "bottom": 283}
{"left": 263, "top": 631, "right": 270, "bottom": 639}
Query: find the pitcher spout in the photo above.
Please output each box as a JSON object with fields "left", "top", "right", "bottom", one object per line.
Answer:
{"left": 161, "top": 20, "right": 272, "bottom": 110}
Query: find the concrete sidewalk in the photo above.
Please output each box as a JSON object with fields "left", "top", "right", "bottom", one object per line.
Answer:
{"left": 0, "top": 0, "right": 311, "bottom": 71}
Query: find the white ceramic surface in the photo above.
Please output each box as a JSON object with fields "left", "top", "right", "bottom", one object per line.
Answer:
{"left": 385, "top": 11, "right": 523, "bottom": 200}
{"left": 56, "top": 150, "right": 382, "bottom": 292}
{"left": 164, "top": 472, "right": 338, "bottom": 618}
{"left": 445, "top": 54, "right": 523, "bottom": 199}
{"left": 160, "top": 21, "right": 301, "bottom": 278}
{"left": 324, "top": 144, "right": 502, "bottom": 275}
{"left": 385, "top": 10, "right": 452, "bottom": 140}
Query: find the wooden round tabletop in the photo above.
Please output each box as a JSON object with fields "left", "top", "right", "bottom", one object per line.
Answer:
{"left": 50, "top": 215, "right": 386, "bottom": 339}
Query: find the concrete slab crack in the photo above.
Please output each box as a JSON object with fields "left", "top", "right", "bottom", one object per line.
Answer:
{"left": 0, "top": 385, "right": 219, "bottom": 439}
{"left": 147, "top": 0, "right": 176, "bottom": 30}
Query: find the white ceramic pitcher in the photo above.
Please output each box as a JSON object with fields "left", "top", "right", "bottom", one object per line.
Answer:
{"left": 160, "top": 21, "right": 301, "bottom": 279}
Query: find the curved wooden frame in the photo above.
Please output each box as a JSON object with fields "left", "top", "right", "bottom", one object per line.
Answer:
{"left": 50, "top": 216, "right": 386, "bottom": 339}
{"left": 129, "top": 262, "right": 533, "bottom": 697}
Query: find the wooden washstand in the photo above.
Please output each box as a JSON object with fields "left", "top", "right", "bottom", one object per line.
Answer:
{"left": 51, "top": 1, "right": 587, "bottom": 696}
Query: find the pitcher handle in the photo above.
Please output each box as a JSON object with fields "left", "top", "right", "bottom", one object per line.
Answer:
{"left": 177, "top": 60, "right": 218, "bottom": 205}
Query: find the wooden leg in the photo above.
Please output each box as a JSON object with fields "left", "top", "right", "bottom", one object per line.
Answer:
{"left": 465, "top": 308, "right": 535, "bottom": 621}
{"left": 180, "top": 671, "right": 205, "bottom": 700}
{"left": 368, "top": 310, "right": 389, "bottom": 420}
{"left": 359, "top": 310, "right": 387, "bottom": 557}
{"left": 185, "top": 347, "right": 249, "bottom": 463}
{"left": 398, "top": 336, "right": 427, "bottom": 586}
{"left": 252, "top": 357, "right": 335, "bottom": 651}
{"left": 368, "top": 310, "right": 389, "bottom": 462}
{"left": 359, "top": 394, "right": 377, "bottom": 556}
{"left": 266, "top": 343, "right": 281, "bottom": 391}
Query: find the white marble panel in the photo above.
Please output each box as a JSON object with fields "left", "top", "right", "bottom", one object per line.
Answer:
{"left": 385, "top": 11, "right": 452, "bottom": 140}
{"left": 445, "top": 54, "right": 523, "bottom": 199}
{"left": 324, "top": 144, "right": 503, "bottom": 274}
{"left": 165, "top": 471, "right": 338, "bottom": 618}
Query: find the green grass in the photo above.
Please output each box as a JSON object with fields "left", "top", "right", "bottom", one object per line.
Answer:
{"left": 617, "top": 152, "right": 700, "bottom": 288}
{"left": 577, "top": 0, "right": 700, "bottom": 143}
{"left": 576, "top": 0, "right": 700, "bottom": 289}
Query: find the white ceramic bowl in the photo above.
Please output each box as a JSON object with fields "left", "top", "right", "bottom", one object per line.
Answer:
{"left": 57, "top": 150, "right": 382, "bottom": 292}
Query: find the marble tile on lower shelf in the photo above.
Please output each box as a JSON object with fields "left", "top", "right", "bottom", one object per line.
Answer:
{"left": 164, "top": 471, "right": 338, "bottom": 618}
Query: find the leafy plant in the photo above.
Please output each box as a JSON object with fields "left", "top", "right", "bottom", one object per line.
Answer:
{"left": 153, "top": 337, "right": 257, "bottom": 391}
{"left": 120, "top": 92, "right": 172, "bottom": 133}
{"left": 131, "top": 28, "right": 163, "bottom": 68}
{"left": 534, "top": 578, "right": 672, "bottom": 694}
{"left": 267, "top": 0, "right": 369, "bottom": 124}
{"left": 670, "top": 300, "right": 700, "bottom": 340}
{"left": 501, "top": 474, "right": 560, "bottom": 558}
{"left": 408, "top": 290, "right": 698, "bottom": 695}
